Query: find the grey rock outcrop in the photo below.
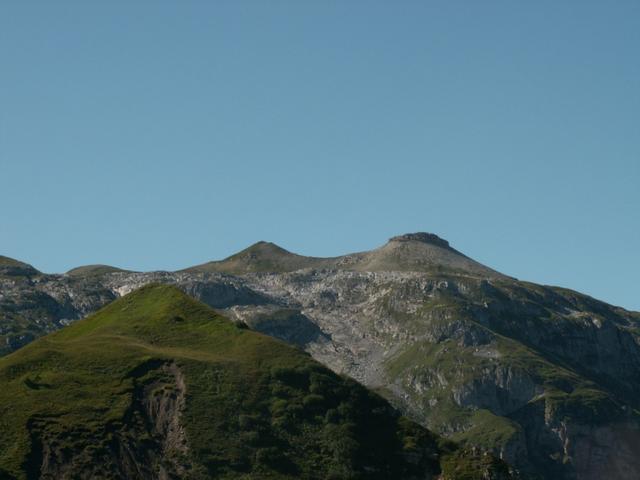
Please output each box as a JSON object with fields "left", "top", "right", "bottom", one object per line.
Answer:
{"left": 2, "top": 233, "right": 639, "bottom": 479}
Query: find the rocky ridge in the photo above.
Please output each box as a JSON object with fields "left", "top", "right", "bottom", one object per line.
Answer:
{"left": 0, "top": 284, "right": 515, "bottom": 480}
{"left": 1, "top": 234, "right": 639, "bottom": 479}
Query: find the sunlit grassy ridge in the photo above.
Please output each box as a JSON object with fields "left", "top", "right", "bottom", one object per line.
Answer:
{"left": 65, "top": 265, "right": 132, "bottom": 277}
{"left": 0, "top": 256, "right": 38, "bottom": 276}
{"left": 0, "top": 284, "right": 511, "bottom": 479}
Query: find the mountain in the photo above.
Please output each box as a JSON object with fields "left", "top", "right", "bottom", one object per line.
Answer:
{"left": 184, "top": 241, "right": 329, "bottom": 274}
{"left": 65, "top": 264, "right": 133, "bottom": 277}
{"left": 184, "top": 234, "right": 503, "bottom": 278}
{"left": 333, "top": 233, "right": 504, "bottom": 277}
{"left": 1, "top": 233, "right": 639, "bottom": 479}
{"left": 0, "top": 256, "right": 39, "bottom": 277}
{"left": 0, "top": 284, "right": 513, "bottom": 480}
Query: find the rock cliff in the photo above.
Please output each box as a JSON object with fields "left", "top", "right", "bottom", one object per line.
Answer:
{"left": 1, "top": 234, "right": 638, "bottom": 479}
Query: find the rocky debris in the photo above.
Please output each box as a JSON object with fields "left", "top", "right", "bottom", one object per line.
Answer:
{"left": 223, "top": 305, "right": 331, "bottom": 348}
{"left": 2, "top": 234, "right": 639, "bottom": 479}
{"left": 24, "top": 361, "right": 190, "bottom": 480}
{"left": 451, "top": 365, "right": 543, "bottom": 417}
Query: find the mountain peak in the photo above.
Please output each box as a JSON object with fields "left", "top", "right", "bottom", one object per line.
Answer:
{"left": 388, "top": 232, "right": 451, "bottom": 249}
{"left": 242, "top": 241, "right": 290, "bottom": 254}
{"left": 184, "top": 233, "right": 505, "bottom": 277}
{"left": 66, "top": 264, "right": 132, "bottom": 277}
{"left": 0, "top": 255, "right": 40, "bottom": 276}
{"left": 184, "top": 240, "right": 317, "bottom": 274}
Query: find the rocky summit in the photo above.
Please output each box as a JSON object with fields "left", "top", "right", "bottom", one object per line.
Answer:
{"left": 1, "top": 233, "right": 639, "bottom": 479}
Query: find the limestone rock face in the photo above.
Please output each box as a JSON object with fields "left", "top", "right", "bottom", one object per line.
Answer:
{"left": 2, "top": 233, "right": 639, "bottom": 479}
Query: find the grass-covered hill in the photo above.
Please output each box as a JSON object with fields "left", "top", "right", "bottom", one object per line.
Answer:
{"left": 0, "top": 256, "right": 39, "bottom": 277}
{"left": 65, "top": 264, "right": 133, "bottom": 277}
{"left": 182, "top": 241, "right": 330, "bottom": 275}
{"left": 183, "top": 233, "right": 503, "bottom": 278}
{"left": 2, "top": 233, "right": 639, "bottom": 478}
{"left": 0, "top": 284, "right": 513, "bottom": 480}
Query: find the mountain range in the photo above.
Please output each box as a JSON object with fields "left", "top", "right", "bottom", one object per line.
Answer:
{"left": 1, "top": 284, "right": 516, "bottom": 479}
{"left": 1, "top": 233, "right": 639, "bottom": 479}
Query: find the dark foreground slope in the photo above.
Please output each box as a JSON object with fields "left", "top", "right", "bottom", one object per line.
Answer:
{"left": 0, "top": 284, "right": 513, "bottom": 480}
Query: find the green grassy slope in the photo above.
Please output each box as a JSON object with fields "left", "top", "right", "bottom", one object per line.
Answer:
{"left": 182, "top": 235, "right": 504, "bottom": 278}
{"left": 0, "top": 284, "right": 512, "bottom": 480}
{"left": 65, "top": 265, "right": 132, "bottom": 277}
{"left": 0, "top": 256, "right": 39, "bottom": 276}
{"left": 183, "top": 242, "right": 329, "bottom": 274}
{"left": 0, "top": 256, "right": 29, "bottom": 267}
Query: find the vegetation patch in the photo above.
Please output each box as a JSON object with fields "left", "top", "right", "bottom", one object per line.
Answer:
{"left": 0, "top": 284, "right": 512, "bottom": 479}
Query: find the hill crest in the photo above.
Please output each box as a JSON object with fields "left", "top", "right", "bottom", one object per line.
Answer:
{"left": 185, "top": 232, "right": 505, "bottom": 278}
{"left": 65, "top": 264, "right": 133, "bottom": 277}
{"left": 0, "top": 255, "right": 39, "bottom": 276}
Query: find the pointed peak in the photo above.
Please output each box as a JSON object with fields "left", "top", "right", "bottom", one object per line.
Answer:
{"left": 246, "top": 240, "right": 288, "bottom": 251}
{"left": 388, "top": 232, "right": 451, "bottom": 249}
{"left": 232, "top": 241, "right": 294, "bottom": 259}
{"left": 184, "top": 240, "right": 314, "bottom": 274}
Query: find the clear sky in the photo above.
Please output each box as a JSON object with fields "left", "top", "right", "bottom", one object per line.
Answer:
{"left": 1, "top": 1, "right": 638, "bottom": 310}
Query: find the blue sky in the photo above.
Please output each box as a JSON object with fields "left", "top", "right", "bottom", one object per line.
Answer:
{"left": 1, "top": 1, "right": 638, "bottom": 310}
